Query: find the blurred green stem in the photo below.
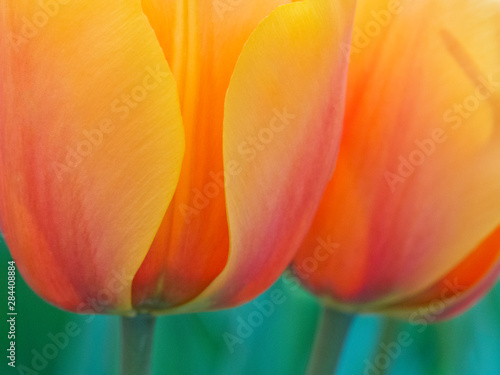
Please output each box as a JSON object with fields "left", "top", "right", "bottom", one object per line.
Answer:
{"left": 121, "top": 314, "right": 156, "bottom": 375}
{"left": 306, "top": 306, "right": 353, "bottom": 375}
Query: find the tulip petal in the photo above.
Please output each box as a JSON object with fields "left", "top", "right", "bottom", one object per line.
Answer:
{"left": 167, "top": 0, "right": 355, "bottom": 313}
{"left": 380, "top": 225, "right": 500, "bottom": 320}
{"left": 293, "top": 0, "right": 500, "bottom": 311}
{"left": 0, "top": 1, "right": 184, "bottom": 313}
{"left": 133, "top": 0, "right": 294, "bottom": 309}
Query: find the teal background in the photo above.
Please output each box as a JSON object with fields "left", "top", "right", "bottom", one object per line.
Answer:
{"left": 1, "top": 238, "right": 500, "bottom": 375}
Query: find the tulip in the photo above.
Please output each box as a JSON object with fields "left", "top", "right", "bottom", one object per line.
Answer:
{"left": 0, "top": 0, "right": 355, "bottom": 315}
{"left": 1, "top": 1, "right": 356, "bottom": 371}
{"left": 293, "top": 0, "right": 500, "bottom": 373}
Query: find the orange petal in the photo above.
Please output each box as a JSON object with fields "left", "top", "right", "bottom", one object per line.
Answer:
{"left": 132, "top": 0, "right": 294, "bottom": 310}
{"left": 166, "top": 0, "right": 356, "bottom": 313}
{"left": 380, "top": 225, "right": 500, "bottom": 320}
{"left": 0, "top": 1, "right": 184, "bottom": 313}
{"left": 293, "top": 0, "right": 500, "bottom": 313}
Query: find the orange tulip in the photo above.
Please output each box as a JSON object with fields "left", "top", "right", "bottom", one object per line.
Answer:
{"left": 293, "top": 0, "right": 500, "bottom": 320}
{"left": 0, "top": 0, "right": 355, "bottom": 315}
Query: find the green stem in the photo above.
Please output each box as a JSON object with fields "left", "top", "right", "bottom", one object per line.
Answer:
{"left": 121, "top": 314, "right": 156, "bottom": 375}
{"left": 306, "top": 306, "right": 353, "bottom": 375}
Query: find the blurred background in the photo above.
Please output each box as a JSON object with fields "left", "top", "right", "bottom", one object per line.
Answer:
{"left": 2, "top": 237, "right": 500, "bottom": 375}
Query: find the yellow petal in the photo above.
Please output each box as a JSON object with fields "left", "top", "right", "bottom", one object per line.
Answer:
{"left": 0, "top": 0, "right": 184, "bottom": 313}
{"left": 168, "top": 0, "right": 355, "bottom": 313}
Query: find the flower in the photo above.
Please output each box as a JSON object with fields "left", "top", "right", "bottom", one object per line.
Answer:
{"left": 292, "top": 0, "right": 500, "bottom": 320}
{"left": 0, "top": 0, "right": 355, "bottom": 314}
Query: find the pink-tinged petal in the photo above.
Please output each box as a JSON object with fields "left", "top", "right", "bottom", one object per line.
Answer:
{"left": 379, "top": 225, "right": 500, "bottom": 320}
{"left": 0, "top": 1, "right": 184, "bottom": 313}
{"left": 167, "top": 0, "right": 356, "bottom": 313}
{"left": 133, "top": 0, "right": 293, "bottom": 310}
{"left": 293, "top": 0, "right": 500, "bottom": 313}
